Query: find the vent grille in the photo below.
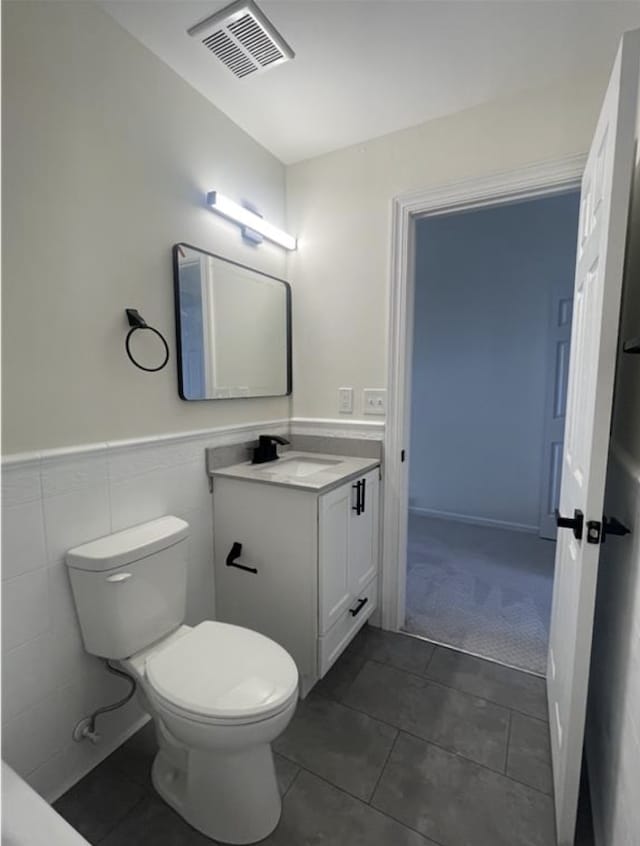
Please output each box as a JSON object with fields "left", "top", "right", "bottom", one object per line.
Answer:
{"left": 228, "top": 14, "right": 283, "bottom": 67}
{"left": 188, "top": 0, "right": 294, "bottom": 80}
{"left": 203, "top": 30, "right": 258, "bottom": 78}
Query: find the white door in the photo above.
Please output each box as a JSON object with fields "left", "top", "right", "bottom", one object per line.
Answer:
{"left": 539, "top": 292, "right": 573, "bottom": 540}
{"left": 547, "top": 30, "right": 639, "bottom": 846}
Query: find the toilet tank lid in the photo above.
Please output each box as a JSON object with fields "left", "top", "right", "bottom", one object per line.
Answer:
{"left": 66, "top": 516, "right": 189, "bottom": 572}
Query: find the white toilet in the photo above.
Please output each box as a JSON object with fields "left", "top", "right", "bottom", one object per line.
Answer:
{"left": 66, "top": 516, "right": 298, "bottom": 845}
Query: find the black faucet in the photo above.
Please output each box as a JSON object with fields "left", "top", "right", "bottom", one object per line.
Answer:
{"left": 251, "top": 434, "right": 290, "bottom": 464}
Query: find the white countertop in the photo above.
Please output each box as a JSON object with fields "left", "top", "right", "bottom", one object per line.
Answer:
{"left": 211, "top": 451, "right": 380, "bottom": 492}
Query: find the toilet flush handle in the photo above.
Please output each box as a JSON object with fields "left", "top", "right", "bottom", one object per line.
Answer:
{"left": 106, "top": 572, "right": 133, "bottom": 583}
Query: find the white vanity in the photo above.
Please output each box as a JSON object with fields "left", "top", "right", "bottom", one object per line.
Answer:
{"left": 211, "top": 452, "right": 380, "bottom": 696}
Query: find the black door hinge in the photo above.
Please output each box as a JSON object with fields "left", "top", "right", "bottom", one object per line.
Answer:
{"left": 586, "top": 520, "right": 601, "bottom": 544}
{"left": 401, "top": 449, "right": 406, "bottom": 462}
{"left": 586, "top": 516, "right": 631, "bottom": 545}
{"left": 556, "top": 508, "right": 584, "bottom": 540}
{"left": 602, "top": 516, "right": 631, "bottom": 543}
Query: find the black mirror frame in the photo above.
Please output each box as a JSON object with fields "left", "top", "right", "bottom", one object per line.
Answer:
{"left": 172, "top": 243, "right": 292, "bottom": 401}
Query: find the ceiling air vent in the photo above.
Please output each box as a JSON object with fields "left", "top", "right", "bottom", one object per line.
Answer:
{"left": 188, "top": 0, "right": 294, "bottom": 79}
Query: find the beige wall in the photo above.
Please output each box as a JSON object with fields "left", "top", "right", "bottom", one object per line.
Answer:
{"left": 2, "top": 0, "right": 289, "bottom": 454}
{"left": 286, "top": 74, "right": 607, "bottom": 420}
{"left": 2, "top": 0, "right": 612, "bottom": 450}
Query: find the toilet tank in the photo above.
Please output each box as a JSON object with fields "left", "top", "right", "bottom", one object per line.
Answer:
{"left": 66, "top": 516, "right": 189, "bottom": 659}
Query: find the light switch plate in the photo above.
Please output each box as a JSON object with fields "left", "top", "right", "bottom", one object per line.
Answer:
{"left": 363, "top": 388, "right": 386, "bottom": 415}
{"left": 338, "top": 387, "right": 353, "bottom": 413}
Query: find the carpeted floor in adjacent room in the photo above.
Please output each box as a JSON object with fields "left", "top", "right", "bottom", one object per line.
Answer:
{"left": 404, "top": 513, "right": 556, "bottom": 675}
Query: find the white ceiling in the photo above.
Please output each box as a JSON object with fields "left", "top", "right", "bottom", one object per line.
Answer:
{"left": 102, "top": 1, "right": 640, "bottom": 164}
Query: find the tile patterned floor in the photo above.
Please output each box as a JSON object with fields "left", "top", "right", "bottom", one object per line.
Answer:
{"left": 54, "top": 626, "right": 594, "bottom": 846}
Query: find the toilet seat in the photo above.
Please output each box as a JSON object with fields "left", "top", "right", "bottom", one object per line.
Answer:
{"left": 145, "top": 621, "right": 299, "bottom": 726}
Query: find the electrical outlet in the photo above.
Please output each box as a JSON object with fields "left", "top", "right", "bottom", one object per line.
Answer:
{"left": 363, "top": 388, "right": 386, "bottom": 415}
{"left": 338, "top": 387, "right": 353, "bottom": 413}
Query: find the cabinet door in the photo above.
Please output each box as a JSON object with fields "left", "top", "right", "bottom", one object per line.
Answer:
{"left": 318, "top": 481, "right": 353, "bottom": 633}
{"left": 349, "top": 468, "right": 379, "bottom": 595}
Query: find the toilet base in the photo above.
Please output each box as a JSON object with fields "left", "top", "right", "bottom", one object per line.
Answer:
{"left": 152, "top": 743, "right": 282, "bottom": 844}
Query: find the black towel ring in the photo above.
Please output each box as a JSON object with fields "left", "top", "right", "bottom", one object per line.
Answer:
{"left": 125, "top": 309, "right": 170, "bottom": 372}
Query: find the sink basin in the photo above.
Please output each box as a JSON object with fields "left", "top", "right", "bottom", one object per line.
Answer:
{"left": 258, "top": 457, "right": 343, "bottom": 478}
{"left": 211, "top": 449, "right": 379, "bottom": 492}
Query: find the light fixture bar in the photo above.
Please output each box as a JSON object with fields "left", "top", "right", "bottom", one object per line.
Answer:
{"left": 206, "top": 191, "right": 297, "bottom": 250}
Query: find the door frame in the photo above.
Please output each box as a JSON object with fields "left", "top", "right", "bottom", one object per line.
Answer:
{"left": 381, "top": 153, "right": 587, "bottom": 631}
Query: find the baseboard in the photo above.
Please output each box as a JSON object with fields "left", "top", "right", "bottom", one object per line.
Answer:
{"left": 45, "top": 714, "right": 151, "bottom": 804}
{"left": 408, "top": 506, "right": 539, "bottom": 534}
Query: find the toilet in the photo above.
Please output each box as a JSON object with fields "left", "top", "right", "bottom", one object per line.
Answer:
{"left": 66, "top": 516, "right": 298, "bottom": 845}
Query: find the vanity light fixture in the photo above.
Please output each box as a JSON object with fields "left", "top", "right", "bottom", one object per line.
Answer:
{"left": 206, "top": 191, "right": 297, "bottom": 251}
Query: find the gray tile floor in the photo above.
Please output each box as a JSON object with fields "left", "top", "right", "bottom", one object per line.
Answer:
{"left": 54, "top": 626, "right": 594, "bottom": 846}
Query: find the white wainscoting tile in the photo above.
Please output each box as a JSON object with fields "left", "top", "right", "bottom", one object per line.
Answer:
{"left": 83, "top": 658, "right": 124, "bottom": 711}
{"left": 108, "top": 439, "right": 205, "bottom": 484}
{"left": 1, "top": 500, "right": 47, "bottom": 581}
{"left": 40, "top": 715, "right": 150, "bottom": 804}
{"left": 2, "top": 695, "right": 67, "bottom": 775}
{"left": 57, "top": 678, "right": 101, "bottom": 738}
{"left": 24, "top": 748, "right": 73, "bottom": 803}
{"left": 1, "top": 462, "right": 42, "bottom": 507}
{"left": 50, "top": 698, "right": 147, "bottom": 794}
{"left": 2, "top": 569, "right": 50, "bottom": 652}
{"left": 47, "top": 561, "right": 80, "bottom": 631}
{"left": 49, "top": 621, "right": 96, "bottom": 688}
{"left": 0, "top": 419, "right": 293, "bottom": 797}
{"left": 109, "top": 473, "right": 172, "bottom": 531}
{"left": 2, "top": 633, "right": 56, "bottom": 722}
{"left": 41, "top": 451, "right": 109, "bottom": 498}
{"left": 42, "top": 484, "right": 111, "bottom": 565}
{"left": 109, "top": 461, "right": 208, "bottom": 532}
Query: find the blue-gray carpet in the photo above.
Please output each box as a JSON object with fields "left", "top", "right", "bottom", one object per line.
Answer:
{"left": 404, "top": 514, "right": 556, "bottom": 674}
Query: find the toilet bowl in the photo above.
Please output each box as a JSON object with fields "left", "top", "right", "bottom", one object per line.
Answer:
{"left": 124, "top": 621, "right": 298, "bottom": 844}
{"left": 66, "top": 517, "right": 299, "bottom": 845}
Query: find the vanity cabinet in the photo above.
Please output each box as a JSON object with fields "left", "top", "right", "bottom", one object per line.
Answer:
{"left": 212, "top": 465, "right": 379, "bottom": 696}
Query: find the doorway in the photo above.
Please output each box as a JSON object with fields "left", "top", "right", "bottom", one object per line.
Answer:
{"left": 404, "top": 192, "right": 580, "bottom": 673}
{"left": 380, "top": 154, "right": 586, "bottom": 640}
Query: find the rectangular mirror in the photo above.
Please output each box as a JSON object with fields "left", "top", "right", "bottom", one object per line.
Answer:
{"left": 173, "top": 243, "right": 291, "bottom": 400}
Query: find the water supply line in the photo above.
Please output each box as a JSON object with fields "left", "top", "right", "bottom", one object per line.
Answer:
{"left": 72, "top": 660, "right": 137, "bottom": 744}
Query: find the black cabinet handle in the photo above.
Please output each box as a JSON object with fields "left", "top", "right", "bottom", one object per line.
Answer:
{"left": 352, "top": 481, "right": 362, "bottom": 515}
{"left": 555, "top": 508, "right": 584, "bottom": 540}
{"left": 226, "top": 542, "right": 258, "bottom": 574}
{"left": 349, "top": 597, "right": 368, "bottom": 617}
{"left": 352, "top": 478, "right": 366, "bottom": 516}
